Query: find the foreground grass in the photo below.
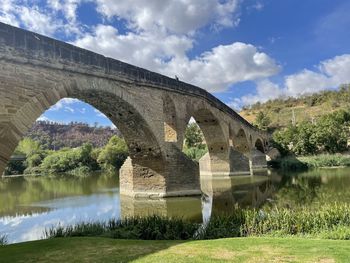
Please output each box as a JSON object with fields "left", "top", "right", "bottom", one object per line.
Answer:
{"left": 1, "top": 237, "right": 350, "bottom": 262}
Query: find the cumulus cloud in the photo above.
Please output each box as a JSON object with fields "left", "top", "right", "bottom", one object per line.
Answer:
{"left": 75, "top": 26, "right": 280, "bottom": 92}
{"left": 233, "top": 54, "right": 350, "bottom": 108}
{"left": 36, "top": 115, "right": 52, "bottom": 122}
{"left": 162, "top": 42, "right": 280, "bottom": 92}
{"left": 75, "top": 24, "right": 193, "bottom": 71}
{"left": 49, "top": 98, "right": 80, "bottom": 111}
{"left": 1, "top": 0, "right": 280, "bottom": 93}
{"left": 95, "top": 0, "right": 240, "bottom": 34}
{"left": 0, "top": 0, "right": 82, "bottom": 36}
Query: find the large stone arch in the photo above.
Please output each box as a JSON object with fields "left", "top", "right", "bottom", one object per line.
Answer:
{"left": 0, "top": 66, "right": 201, "bottom": 197}
{"left": 0, "top": 79, "right": 163, "bottom": 172}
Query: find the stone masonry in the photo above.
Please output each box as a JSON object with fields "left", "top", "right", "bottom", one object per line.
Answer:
{"left": 0, "top": 22, "right": 268, "bottom": 197}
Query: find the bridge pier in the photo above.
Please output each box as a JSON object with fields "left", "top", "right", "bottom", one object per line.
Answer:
{"left": 120, "top": 147, "right": 201, "bottom": 198}
{"left": 229, "top": 148, "right": 251, "bottom": 175}
{"left": 199, "top": 147, "right": 251, "bottom": 177}
{"left": 249, "top": 148, "right": 267, "bottom": 173}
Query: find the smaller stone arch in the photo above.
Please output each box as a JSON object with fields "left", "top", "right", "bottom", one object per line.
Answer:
{"left": 233, "top": 128, "right": 250, "bottom": 154}
{"left": 255, "top": 138, "right": 265, "bottom": 153}
{"left": 228, "top": 126, "right": 251, "bottom": 175}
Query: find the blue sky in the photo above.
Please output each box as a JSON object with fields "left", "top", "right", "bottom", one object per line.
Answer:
{"left": 1, "top": 0, "right": 350, "bottom": 126}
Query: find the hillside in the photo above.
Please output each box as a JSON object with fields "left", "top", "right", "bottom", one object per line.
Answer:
{"left": 26, "top": 121, "right": 121, "bottom": 150}
{"left": 239, "top": 84, "right": 350, "bottom": 129}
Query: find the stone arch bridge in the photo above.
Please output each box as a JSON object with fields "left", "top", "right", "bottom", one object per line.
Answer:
{"left": 0, "top": 23, "right": 268, "bottom": 197}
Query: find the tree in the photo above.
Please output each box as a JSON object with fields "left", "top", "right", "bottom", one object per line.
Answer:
{"left": 255, "top": 111, "right": 271, "bottom": 130}
{"left": 97, "top": 136, "right": 128, "bottom": 170}
{"left": 16, "top": 138, "right": 41, "bottom": 157}
{"left": 184, "top": 123, "right": 204, "bottom": 148}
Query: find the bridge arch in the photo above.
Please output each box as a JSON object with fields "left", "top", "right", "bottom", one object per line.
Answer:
{"left": 0, "top": 81, "right": 164, "bottom": 176}
{"left": 254, "top": 138, "right": 265, "bottom": 153}
{"left": 232, "top": 128, "right": 250, "bottom": 154}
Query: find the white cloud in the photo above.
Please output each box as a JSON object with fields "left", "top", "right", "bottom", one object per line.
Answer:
{"left": 94, "top": 108, "right": 107, "bottom": 118}
{"left": 76, "top": 26, "right": 280, "bottom": 92}
{"left": 75, "top": 24, "right": 193, "bottom": 71}
{"left": 0, "top": 0, "right": 82, "bottom": 36}
{"left": 18, "top": 6, "right": 62, "bottom": 36}
{"left": 239, "top": 79, "right": 282, "bottom": 106}
{"left": 95, "top": 0, "right": 240, "bottom": 34}
{"left": 232, "top": 54, "right": 350, "bottom": 108}
{"left": 36, "top": 115, "right": 52, "bottom": 122}
{"left": 49, "top": 98, "right": 80, "bottom": 111}
{"left": 162, "top": 42, "right": 280, "bottom": 92}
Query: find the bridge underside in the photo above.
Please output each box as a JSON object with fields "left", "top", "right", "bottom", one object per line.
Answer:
{"left": 0, "top": 22, "right": 268, "bottom": 198}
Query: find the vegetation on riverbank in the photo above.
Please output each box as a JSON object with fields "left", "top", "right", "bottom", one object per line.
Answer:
{"left": 272, "top": 109, "right": 350, "bottom": 156}
{"left": 1, "top": 237, "right": 350, "bottom": 262}
{"left": 270, "top": 154, "right": 350, "bottom": 170}
{"left": 42, "top": 203, "right": 350, "bottom": 241}
{"left": 4, "top": 136, "right": 128, "bottom": 176}
{"left": 240, "top": 83, "right": 350, "bottom": 129}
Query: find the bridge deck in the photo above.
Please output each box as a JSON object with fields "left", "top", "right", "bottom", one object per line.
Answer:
{"left": 0, "top": 22, "right": 260, "bottom": 132}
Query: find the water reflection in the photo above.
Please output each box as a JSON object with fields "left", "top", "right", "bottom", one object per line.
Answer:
{"left": 120, "top": 195, "right": 202, "bottom": 222}
{"left": 2, "top": 167, "right": 350, "bottom": 244}
{"left": 200, "top": 174, "right": 276, "bottom": 220}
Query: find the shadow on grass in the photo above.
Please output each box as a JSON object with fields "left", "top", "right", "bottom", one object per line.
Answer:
{"left": 0, "top": 237, "right": 186, "bottom": 263}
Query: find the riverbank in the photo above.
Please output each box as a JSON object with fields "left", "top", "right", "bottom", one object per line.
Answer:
{"left": 269, "top": 153, "right": 350, "bottom": 170}
{"left": 1, "top": 237, "right": 349, "bottom": 262}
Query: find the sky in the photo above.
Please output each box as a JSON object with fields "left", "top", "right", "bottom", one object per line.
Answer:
{"left": 1, "top": 0, "right": 350, "bottom": 127}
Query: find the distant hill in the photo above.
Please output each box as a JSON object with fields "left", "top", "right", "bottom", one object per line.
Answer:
{"left": 26, "top": 121, "right": 121, "bottom": 150}
{"left": 239, "top": 84, "right": 350, "bottom": 129}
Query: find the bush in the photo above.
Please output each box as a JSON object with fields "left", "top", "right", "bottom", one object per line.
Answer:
{"left": 23, "top": 166, "right": 43, "bottom": 175}
{"left": 183, "top": 146, "right": 208, "bottom": 161}
{"left": 3, "top": 160, "right": 26, "bottom": 175}
{"left": 0, "top": 235, "right": 8, "bottom": 245}
{"left": 299, "top": 154, "right": 350, "bottom": 168}
{"left": 40, "top": 143, "right": 96, "bottom": 174}
{"left": 97, "top": 136, "right": 128, "bottom": 170}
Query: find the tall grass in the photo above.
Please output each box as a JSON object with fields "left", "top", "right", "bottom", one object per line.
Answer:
{"left": 44, "top": 215, "right": 199, "bottom": 240}
{"left": 43, "top": 203, "right": 350, "bottom": 241}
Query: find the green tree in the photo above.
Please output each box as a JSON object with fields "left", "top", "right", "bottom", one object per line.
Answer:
{"left": 16, "top": 138, "right": 41, "bottom": 157}
{"left": 97, "top": 136, "right": 128, "bottom": 170}
{"left": 184, "top": 123, "right": 204, "bottom": 148}
{"left": 255, "top": 111, "right": 271, "bottom": 130}
{"left": 312, "top": 110, "right": 350, "bottom": 153}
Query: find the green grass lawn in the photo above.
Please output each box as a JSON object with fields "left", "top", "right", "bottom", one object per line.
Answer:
{"left": 1, "top": 237, "right": 350, "bottom": 262}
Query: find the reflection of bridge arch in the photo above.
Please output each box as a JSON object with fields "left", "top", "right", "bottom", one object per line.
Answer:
{"left": 0, "top": 22, "right": 268, "bottom": 197}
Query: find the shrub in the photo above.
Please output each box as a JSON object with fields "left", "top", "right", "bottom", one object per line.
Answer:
{"left": 183, "top": 146, "right": 208, "bottom": 161}
{"left": 0, "top": 235, "right": 8, "bottom": 245}
{"left": 97, "top": 136, "right": 128, "bottom": 170}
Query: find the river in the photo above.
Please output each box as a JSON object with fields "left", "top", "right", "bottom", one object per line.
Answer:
{"left": 1, "top": 168, "right": 350, "bottom": 244}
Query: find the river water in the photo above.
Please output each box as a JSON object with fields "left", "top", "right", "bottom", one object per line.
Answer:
{"left": 1, "top": 168, "right": 350, "bottom": 244}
